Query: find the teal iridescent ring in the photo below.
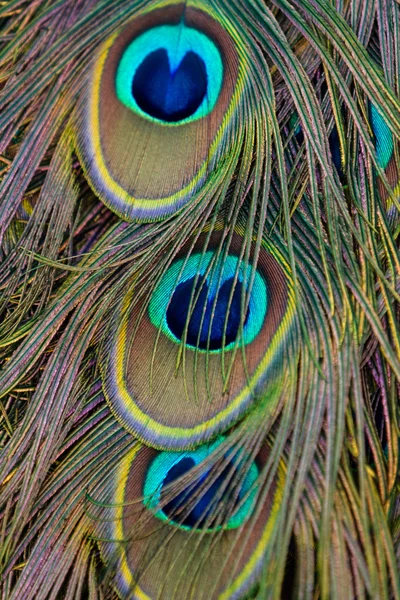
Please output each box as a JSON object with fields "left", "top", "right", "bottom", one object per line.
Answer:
{"left": 116, "top": 24, "right": 224, "bottom": 124}
{"left": 148, "top": 252, "right": 268, "bottom": 352}
{"left": 143, "top": 439, "right": 259, "bottom": 531}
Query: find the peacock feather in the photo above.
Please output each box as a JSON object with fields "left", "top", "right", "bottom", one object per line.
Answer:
{"left": 0, "top": 0, "right": 399, "bottom": 599}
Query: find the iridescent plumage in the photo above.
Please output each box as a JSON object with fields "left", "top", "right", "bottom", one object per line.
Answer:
{"left": 0, "top": 1, "right": 399, "bottom": 599}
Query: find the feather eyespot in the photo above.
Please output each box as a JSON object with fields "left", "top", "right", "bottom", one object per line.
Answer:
{"left": 96, "top": 439, "right": 284, "bottom": 599}
{"left": 74, "top": 3, "right": 245, "bottom": 221}
{"left": 101, "top": 228, "right": 297, "bottom": 450}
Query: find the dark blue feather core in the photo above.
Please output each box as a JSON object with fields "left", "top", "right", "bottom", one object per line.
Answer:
{"left": 161, "top": 457, "right": 239, "bottom": 528}
{"left": 166, "top": 277, "right": 249, "bottom": 350}
{"left": 132, "top": 49, "right": 207, "bottom": 122}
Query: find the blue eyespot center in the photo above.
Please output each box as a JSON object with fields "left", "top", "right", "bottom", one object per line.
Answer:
{"left": 148, "top": 252, "right": 268, "bottom": 353}
{"left": 116, "top": 24, "right": 223, "bottom": 124}
{"left": 161, "top": 456, "right": 240, "bottom": 528}
{"left": 132, "top": 49, "right": 207, "bottom": 122}
{"left": 166, "top": 277, "right": 249, "bottom": 350}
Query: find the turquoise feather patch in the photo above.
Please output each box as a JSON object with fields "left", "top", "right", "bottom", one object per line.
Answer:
{"left": 370, "top": 103, "right": 394, "bottom": 170}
